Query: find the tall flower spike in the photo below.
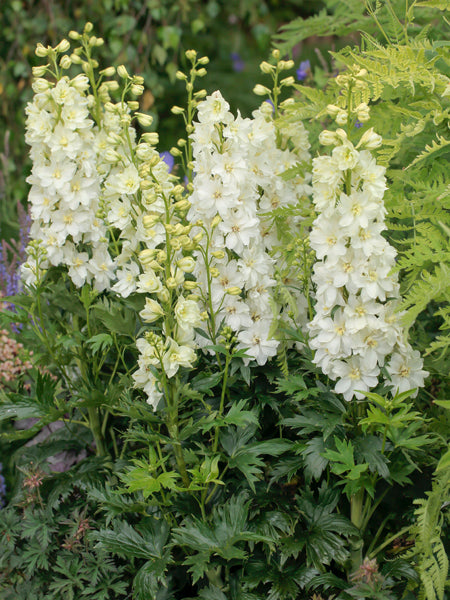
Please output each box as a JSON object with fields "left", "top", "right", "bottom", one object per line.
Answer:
{"left": 189, "top": 91, "right": 312, "bottom": 365}
{"left": 308, "top": 128, "right": 427, "bottom": 400}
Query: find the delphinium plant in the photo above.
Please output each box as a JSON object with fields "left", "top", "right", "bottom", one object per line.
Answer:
{"left": 0, "top": 6, "right": 445, "bottom": 599}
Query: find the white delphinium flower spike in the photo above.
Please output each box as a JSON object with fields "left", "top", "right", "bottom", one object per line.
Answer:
{"left": 308, "top": 127, "right": 427, "bottom": 399}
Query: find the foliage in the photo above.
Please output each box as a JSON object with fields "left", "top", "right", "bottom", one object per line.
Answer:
{"left": 0, "top": 3, "right": 448, "bottom": 599}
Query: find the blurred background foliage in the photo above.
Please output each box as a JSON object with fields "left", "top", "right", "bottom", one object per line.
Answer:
{"left": 0, "top": 0, "right": 324, "bottom": 242}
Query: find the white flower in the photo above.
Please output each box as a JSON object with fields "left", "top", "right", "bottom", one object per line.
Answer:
{"left": 111, "top": 262, "right": 140, "bottom": 297}
{"left": 174, "top": 297, "right": 203, "bottom": 329}
{"left": 162, "top": 337, "right": 197, "bottom": 377}
{"left": 331, "top": 355, "right": 380, "bottom": 401}
{"left": 137, "top": 269, "right": 163, "bottom": 294}
{"left": 196, "top": 90, "right": 232, "bottom": 124}
{"left": 88, "top": 245, "right": 116, "bottom": 292}
{"left": 108, "top": 163, "right": 141, "bottom": 196}
{"left": 309, "top": 214, "right": 348, "bottom": 261}
{"left": 386, "top": 349, "right": 428, "bottom": 396}
{"left": 237, "top": 320, "right": 279, "bottom": 366}
{"left": 67, "top": 251, "right": 90, "bottom": 287}
{"left": 332, "top": 142, "right": 359, "bottom": 171}
{"left": 139, "top": 298, "right": 165, "bottom": 323}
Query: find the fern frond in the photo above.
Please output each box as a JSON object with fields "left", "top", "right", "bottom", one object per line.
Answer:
{"left": 407, "top": 135, "right": 450, "bottom": 169}
{"left": 408, "top": 467, "right": 450, "bottom": 600}
{"left": 400, "top": 264, "right": 450, "bottom": 326}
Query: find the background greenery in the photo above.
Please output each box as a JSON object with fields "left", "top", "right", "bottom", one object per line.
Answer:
{"left": 0, "top": 0, "right": 449, "bottom": 598}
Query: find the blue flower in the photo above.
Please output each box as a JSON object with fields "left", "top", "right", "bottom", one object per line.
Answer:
{"left": 296, "top": 60, "right": 311, "bottom": 81}
{"left": 355, "top": 120, "right": 363, "bottom": 128}
{"left": 160, "top": 151, "right": 175, "bottom": 173}
{"left": 230, "top": 52, "right": 245, "bottom": 73}
{"left": 0, "top": 463, "right": 6, "bottom": 508}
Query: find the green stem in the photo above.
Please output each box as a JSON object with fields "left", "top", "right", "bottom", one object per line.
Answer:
{"left": 213, "top": 351, "right": 231, "bottom": 453}
{"left": 368, "top": 525, "right": 411, "bottom": 559}
{"left": 87, "top": 406, "right": 108, "bottom": 457}
{"left": 349, "top": 488, "right": 365, "bottom": 574}
{"left": 167, "top": 418, "right": 190, "bottom": 488}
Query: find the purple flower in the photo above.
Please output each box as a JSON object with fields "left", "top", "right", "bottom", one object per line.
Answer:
{"left": 296, "top": 60, "right": 311, "bottom": 82}
{"left": 230, "top": 52, "right": 245, "bottom": 73}
{"left": 355, "top": 120, "right": 363, "bottom": 128}
{"left": 0, "top": 463, "right": 6, "bottom": 508}
{"left": 160, "top": 151, "right": 175, "bottom": 173}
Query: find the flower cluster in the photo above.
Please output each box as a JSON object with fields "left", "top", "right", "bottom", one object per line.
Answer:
{"left": 0, "top": 328, "right": 33, "bottom": 388}
{"left": 188, "top": 91, "right": 311, "bottom": 364}
{"left": 308, "top": 125, "right": 428, "bottom": 400}
{"left": 22, "top": 73, "right": 111, "bottom": 290}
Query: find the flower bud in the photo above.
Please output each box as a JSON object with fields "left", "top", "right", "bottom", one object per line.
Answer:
{"left": 59, "top": 55, "right": 72, "bottom": 69}
{"left": 356, "top": 127, "right": 383, "bottom": 149}
{"left": 211, "top": 250, "right": 225, "bottom": 259}
{"left": 139, "top": 249, "right": 157, "bottom": 264}
{"left": 104, "top": 148, "right": 121, "bottom": 163}
{"left": 55, "top": 39, "right": 70, "bottom": 53}
{"left": 32, "top": 78, "right": 50, "bottom": 93}
{"left": 210, "top": 267, "right": 220, "bottom": 278}
{"left": 143, "top": 132, "right": 159, "bottom": 145}
{"left": 100, "top": 66, "right": 116, "bottom": 77}
{"left": 280, "top": 76, "right": 295, "bottom": 87}
{"left": 32, "top": 65, "right": 48, "bottom": 77}
{"left": 185, "top": 49, "right": 197, "bottom": 61}
{"left": 35, "top": 43, "right": 48, "bottom": 57}
{"left": 177, "top": 257, "right": 196, "bottom": 273}
{"left": 69, "top": 30, "right": 80, "bottom": 40}
{"left": 131, "top": 84, "right": 144, "bottom": 96}
{"left": 154, "top": 288, "right": 168, "bottom": 304}
{"left": 143, "top": 214, "right": 161, "bottom": 228}
{"left": 171, "top": 105, "right": 185, "bottom": 115}
{"left": 335, "top": 128, "right": 349, "bottom": 143}
{"left": 140, "top": 298, "right": 164, "bottom": 322}
{"left": 84, "top": 22, "right": 94, "bottom": 33}
{"left": 253, "top": 84, "right": 271, "bottom": 96}
{"left": 166, "top": 276, "right": 179, "bottom": 289}
{"left": 319, "top": 130, "right": 338, "bottom": 146}
{"left": 117, "top": 64, "right": 129, "bottom": 79}
{"left": 355, "top": 102, "right": 370, "bottom": 122}
{"left": 226, "top": 287, "right": 242, "bottom": 296}
{"left": 176, "top": 70, "right": 187, "bottom": 80}
{"left": 198, "top": 56, "right": 209, "bottom": 65}
{"left": 184, "top": 280, "right": 198, "bottom": 290}
{"left": 326, "top": 104, "right": 340, "bottom": 117}
{"left": 135, "top": 112, "right": 153, "bottom": 127}
{"left": 272, "top": 49, "right": 281, "bottom": 60}
{"left": 280, "top": 98, "right": 295, "bottom": 108}
{"left": 211, "top": 215, "right": 221, "bottom": 229}
{"left": 194, "top": 89, "right": 207, "bottom": 99}
{"left": 335, "top": 110, "right": 348, "bottom": 126}
{"left": 279, "top": 59, "right": 295, "bottom": 70}
{"left": 260, "top": 61, "right": 275, "bottom": 74}
{"left": 174, "top": 199, "right": 190, "bottom": 211}
{"left": 70, "top": 53, "right": 82, "bottom": 64}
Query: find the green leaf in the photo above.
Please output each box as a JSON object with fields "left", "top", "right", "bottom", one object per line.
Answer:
{"left": 436, "top": 448, "right": 450, "bottom": 472}
{"left": 85, "top": 333, "right": 113, "bottom": 355}
{"left": 95, "top": 518, "right": 169, "bottom": 560}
